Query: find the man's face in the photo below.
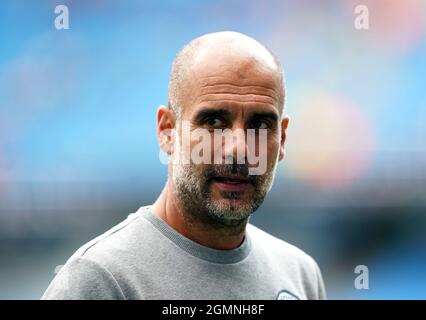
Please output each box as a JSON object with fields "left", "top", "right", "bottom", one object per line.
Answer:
{"left": 171, "top": 54, "right": 287, "bottom": 226}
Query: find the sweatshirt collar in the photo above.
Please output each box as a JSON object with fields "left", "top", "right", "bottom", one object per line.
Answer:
{"left": 137, "top": 205, "right": 252, "bottom": 264}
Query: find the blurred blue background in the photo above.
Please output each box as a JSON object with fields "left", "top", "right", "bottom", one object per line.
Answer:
{"left": 0, "top": 0, "right": 425, "bottom": 299}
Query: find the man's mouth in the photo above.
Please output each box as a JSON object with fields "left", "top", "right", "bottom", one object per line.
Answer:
{"left": 210, "top": 175, "right": 253, "bottom": 192}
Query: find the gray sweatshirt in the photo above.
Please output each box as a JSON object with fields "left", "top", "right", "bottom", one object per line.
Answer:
{"left": 42, "top": 205, "right": 326, "bottom": 300}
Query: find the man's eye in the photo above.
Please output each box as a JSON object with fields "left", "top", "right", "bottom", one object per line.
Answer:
{"left": 205, "top": 117, "right": 224, "bottom": 127}
{"left": 251, "top": 120, "right": 269, "bottom": 130}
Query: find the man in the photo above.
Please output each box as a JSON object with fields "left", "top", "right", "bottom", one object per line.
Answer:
{"left": 42, "top": 31, "right": 326, "bottom": 300}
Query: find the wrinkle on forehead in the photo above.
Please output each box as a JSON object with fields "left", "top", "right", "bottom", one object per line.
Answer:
{"left": 186, "top": 57, "right": 282, "bottom": 113}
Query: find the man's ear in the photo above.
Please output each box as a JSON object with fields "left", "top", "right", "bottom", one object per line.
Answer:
{"left": 278, "top": 115, "right": 290, "bottom": 161}
{"left": 157, "top": 105, "right": 176, "bottom": 155}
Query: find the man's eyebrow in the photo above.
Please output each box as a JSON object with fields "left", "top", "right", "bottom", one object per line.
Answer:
{"left": 250, "top": 111, "right": 279, "bottom": 122}
{"left": 192, "top": 108, "right": 232, "bottom": 121}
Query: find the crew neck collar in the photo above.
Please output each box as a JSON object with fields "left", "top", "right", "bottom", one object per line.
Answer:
{"left": 137, "top": 205, "right": 252, "bottom": 264}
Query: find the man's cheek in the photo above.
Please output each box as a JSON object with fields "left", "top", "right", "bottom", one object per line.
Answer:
{"left": 247, "top": 130, "right": 269, "bottom": 175}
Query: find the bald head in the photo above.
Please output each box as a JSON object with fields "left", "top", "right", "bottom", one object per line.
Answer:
{"left": 168, "top": 31, "right": 285, "bottom": 118}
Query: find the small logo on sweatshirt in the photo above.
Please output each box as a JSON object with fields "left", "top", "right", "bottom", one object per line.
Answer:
{"left": 276, "top": 290, "right": 300, "bottom": 300}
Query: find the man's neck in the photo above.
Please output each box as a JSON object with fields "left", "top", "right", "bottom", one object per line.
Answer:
{"left": 151, "top": 182, "right": 247, "bottom": 250}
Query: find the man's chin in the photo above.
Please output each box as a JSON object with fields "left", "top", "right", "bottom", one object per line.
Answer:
{"left": 206, "top": 198, "right": 254, "bottom": 222}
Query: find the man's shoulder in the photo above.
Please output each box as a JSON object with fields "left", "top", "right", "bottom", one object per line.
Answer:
{"left": 73, "top": 212, "right": 141, "bottom": 258}
{"left": 67, "top": 208, "right": 156, "bottom": 269}
{"left": 247, "top": 223, "right": 326, "bottom": 299}
{"left": 42, "top": 211, "right": 145, "bottom": 300}
{"left": 247, "top": 222, "right": 319, "bottom": 271}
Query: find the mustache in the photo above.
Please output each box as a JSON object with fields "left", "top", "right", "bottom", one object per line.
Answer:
{"left": 204, "top": 164, "right": 257, "bottom": 183}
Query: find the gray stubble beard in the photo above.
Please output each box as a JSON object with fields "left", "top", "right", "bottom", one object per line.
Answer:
{"left": 172, "top": 161, "right": 278, "bottom": 229}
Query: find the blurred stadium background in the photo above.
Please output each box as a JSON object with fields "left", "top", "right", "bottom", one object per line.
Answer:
{"left": 0, "top": 0, "right": 425, "bottom": 299}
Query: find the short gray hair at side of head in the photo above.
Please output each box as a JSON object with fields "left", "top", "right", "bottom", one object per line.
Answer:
{"left": 168, "top": 32, "right": 286, "bottom": 120}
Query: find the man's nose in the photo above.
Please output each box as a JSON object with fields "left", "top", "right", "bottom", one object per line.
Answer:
{"left": 222, "top": 127, "right": 247, "bottom": 164}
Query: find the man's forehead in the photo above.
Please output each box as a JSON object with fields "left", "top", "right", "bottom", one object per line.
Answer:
{"left": 182, "top": 58, "right": 283, "bottom": 116}
{"left": 190, "top": 48, "right": 279, "bottom": 79}
{"left": 192, "top": 65, "right": 282, "bottom": 92}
